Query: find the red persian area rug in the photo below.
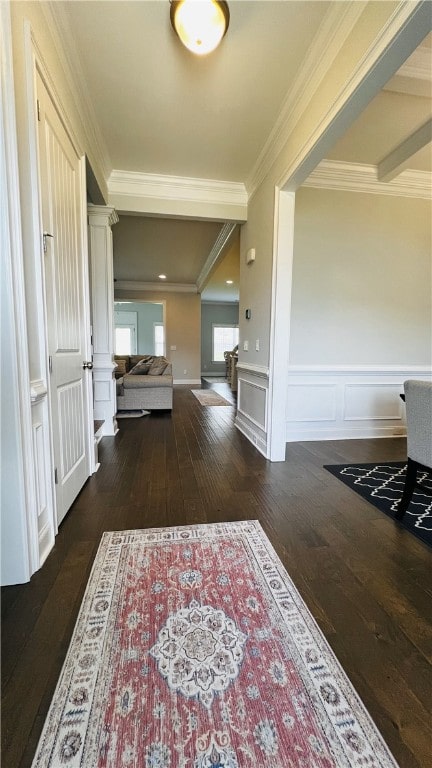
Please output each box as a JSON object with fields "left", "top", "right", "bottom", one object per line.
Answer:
{"left": 32, "top": 522, "right": 398, "bottom": 768}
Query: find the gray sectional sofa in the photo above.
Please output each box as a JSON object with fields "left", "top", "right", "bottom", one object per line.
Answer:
{"left": 115, "top": 355, "right": 173, "bottom": 411}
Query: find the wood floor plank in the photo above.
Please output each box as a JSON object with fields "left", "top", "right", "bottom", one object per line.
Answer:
{"left": 2, "top": 383, "right": 431, "bottom": 768}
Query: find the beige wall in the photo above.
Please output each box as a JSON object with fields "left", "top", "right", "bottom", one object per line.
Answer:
{"left": 115, "top": 290, "right": 201, "bottom": 382}
{"left": 290, "top": 187, "right": 432, "bottom": 365}
{"left": 239, "top": 179, "right": 274, "bottom": 367}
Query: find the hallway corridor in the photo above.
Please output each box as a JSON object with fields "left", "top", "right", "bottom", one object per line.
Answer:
{"left": 2, "top": 383, "right": 431, "bottom": 768}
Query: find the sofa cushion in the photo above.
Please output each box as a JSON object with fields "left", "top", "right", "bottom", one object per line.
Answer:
{"left": 148, "top": 356, "right": 168, "bottom": 376}
{"left": 123, "top": 373, "right": 173, "bottom": 389}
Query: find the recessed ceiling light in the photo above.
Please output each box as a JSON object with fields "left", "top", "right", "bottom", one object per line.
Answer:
{"left": 159, "top": 274, "right": 167, "bottom": 279}
{"left": 226, "top": 280, "right": 233, "bottom": 284}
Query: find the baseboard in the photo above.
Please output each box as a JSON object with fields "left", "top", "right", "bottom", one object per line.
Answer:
{"left": 174, "top": 379, "right": 202, "bottom": 385}
{"left": 38, "top": 520, "right": 54, "bottom": 570}
{"left": 286, "top": 425, "right": 406, "bottom": 442}
{"left": 235, "top": 413, "right": 267, "bottom": 457}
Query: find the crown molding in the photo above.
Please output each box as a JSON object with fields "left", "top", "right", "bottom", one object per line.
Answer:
{"left": 115, "top": 281, "right": 197, "bottom": 294}
{"left": 201, "top": 300, "right": 239, "bottom": 306}
{"left": 303, "top": 160, "right": 432, "bottom": 199}
{"left": 108, "top": 170, "right": 247, "bottom": 207}
{"left": 276, "top": 2, "right": 431, "bottom": 193}
{"left": 246, "top": 1, "right": 365, "bottom": 198}
{"left": 196, "top": 223, "right": 237, "bottom": 293}
{"left": 398, "top": 44, "right": 432, "bottom": 81}
{"left": 87, "top": 204, "right": 119, "bottom": 227}
{"left": 40, "top": 2, "right": 111, "bottom": 185}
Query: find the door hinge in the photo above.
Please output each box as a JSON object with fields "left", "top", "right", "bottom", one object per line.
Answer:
{"left": 48, "top": 355, "right": 53, "bottom": 374}
{"left": 43, "top": 232, "right": 54, "bottom": 253}
{"left": 54, "top": 467, "right": 58, "bottom": 484}
{"left": 37, "top": 99, "right": 41, "bottom": 122}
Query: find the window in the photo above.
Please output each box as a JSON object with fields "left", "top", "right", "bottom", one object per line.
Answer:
{"left": 114, "top": 309, "right": 137, "bottom": 354}
{"left": 154, "top": 322, "right": 165, "bottom": 356}
{"left": 115, "top": 325, "right": 137, "bottom": 355}
{"left": 212, "top": 325, "right": 239, "bottom": 362}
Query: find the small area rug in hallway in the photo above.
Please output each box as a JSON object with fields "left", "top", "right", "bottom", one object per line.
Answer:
{"left": 324, "top": 462, "right": 432, "bottom": 548}
{"left": 202, "top": 376, "right": 227, "bottom": 383}
{"left": 32, "top": 522, "right": 398, "bottom": 768}
{"left": 191, "top": 389, "right": 231, "bottom": 406}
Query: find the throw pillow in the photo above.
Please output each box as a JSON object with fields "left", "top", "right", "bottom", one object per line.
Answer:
{"left": 129, "top": 360, "right": 152, "bottom": 375}
{"left": 115, "top": 359, "right": 128, "bottom": 376}
{"left": 148, "top": 356, "right": 168, "bottom": 376}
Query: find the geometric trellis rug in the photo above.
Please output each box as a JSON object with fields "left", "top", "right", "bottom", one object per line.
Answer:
{"left": 31, "top": 521, "right": 398, "bottom": 767}
{"left": 324, "top": 462, "right": 432, "bottom": 548}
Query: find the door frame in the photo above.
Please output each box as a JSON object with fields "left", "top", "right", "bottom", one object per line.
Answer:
{"left": 23, "top": 22, "right": 94, "bottom": 540}
{"left": 1, "top": 4, "right": 40, "bottom": 583}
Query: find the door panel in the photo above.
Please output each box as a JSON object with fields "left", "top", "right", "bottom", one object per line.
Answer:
{"left": 37, "top": 72, "right": 90, "bottom": 525}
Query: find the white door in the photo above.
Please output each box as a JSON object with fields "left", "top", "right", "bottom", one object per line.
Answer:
{"left": 37, "top": 72, "right": 92, "bottom": 525}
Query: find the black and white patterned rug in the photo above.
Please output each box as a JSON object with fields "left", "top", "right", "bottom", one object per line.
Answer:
{"left": 324, "top": 462, "right": 432, "bottom": 548}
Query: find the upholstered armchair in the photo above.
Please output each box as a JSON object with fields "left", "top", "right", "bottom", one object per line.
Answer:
{"left": 396, "top": 380, "right": 432, "bottom": 520}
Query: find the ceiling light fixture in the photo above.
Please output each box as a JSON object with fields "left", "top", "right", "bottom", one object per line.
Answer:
{"left": 159, "top": 274, "right": 167, "bottom": 279}
{"left": 226, "top": 280, "right": 233, "bottom": 284}
{"left": 170, "top": 0, "right": 230, "bottom": 56}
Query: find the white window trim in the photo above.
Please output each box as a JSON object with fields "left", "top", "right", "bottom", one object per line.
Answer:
{"left": 153, "top": 321, "right": 165, "bottom": 357}
{"left": 211, "top": 323, "right": 239, "bottom": 363}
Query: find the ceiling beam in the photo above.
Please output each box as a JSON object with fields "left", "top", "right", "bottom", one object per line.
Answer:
{"left": 377, "top": 118, "right": 432, "bottom": 182}
{"left": 196, "top": 223, "right": 236, "bottom": 293}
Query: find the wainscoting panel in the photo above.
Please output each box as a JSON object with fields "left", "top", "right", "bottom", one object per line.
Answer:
{"left": 31, "top": 394, "right": 55, "bottom": 568}
{"left": 235, "top": 364, "right": 269, "bottom": 457}
{"left": 93, "top": 366, "right": 118, "bottom": 436}
{"left": 286, "top": 384, "right": 337, "bottom": 422}
{"left": 344, "top": 384, "right": 404, "bottom": 421}
{"left": 286, "top": 366, "right": 431, "bottom": 442}
{"left": 238, "top": 380, "right": 267, "bottom": 430}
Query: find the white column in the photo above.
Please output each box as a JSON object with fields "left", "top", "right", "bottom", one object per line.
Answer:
{"left": 88, "top": 205, "right": 119, "bottom": 436}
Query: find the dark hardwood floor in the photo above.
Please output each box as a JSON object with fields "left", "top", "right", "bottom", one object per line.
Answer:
{"left": 2, "top": 382, "right": 431, "bottom": 768}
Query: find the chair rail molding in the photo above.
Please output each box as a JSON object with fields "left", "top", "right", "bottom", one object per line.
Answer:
{"left": 30, "top": 379, "right": 48, "bottom": 404}
{"left": 236, "top": 362, "right": 269, "bottom": 379}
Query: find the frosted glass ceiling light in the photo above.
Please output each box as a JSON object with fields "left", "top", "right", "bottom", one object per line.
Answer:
{"left": 170, "top": 0, "right": 229, "bottom": 56}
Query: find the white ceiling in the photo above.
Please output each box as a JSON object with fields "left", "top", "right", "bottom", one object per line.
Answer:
{"left": 62, "top": 0, "right": 331, "bottom": 181}
{"left": 56, "top": 2, "right": 431, "bottom": 301}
